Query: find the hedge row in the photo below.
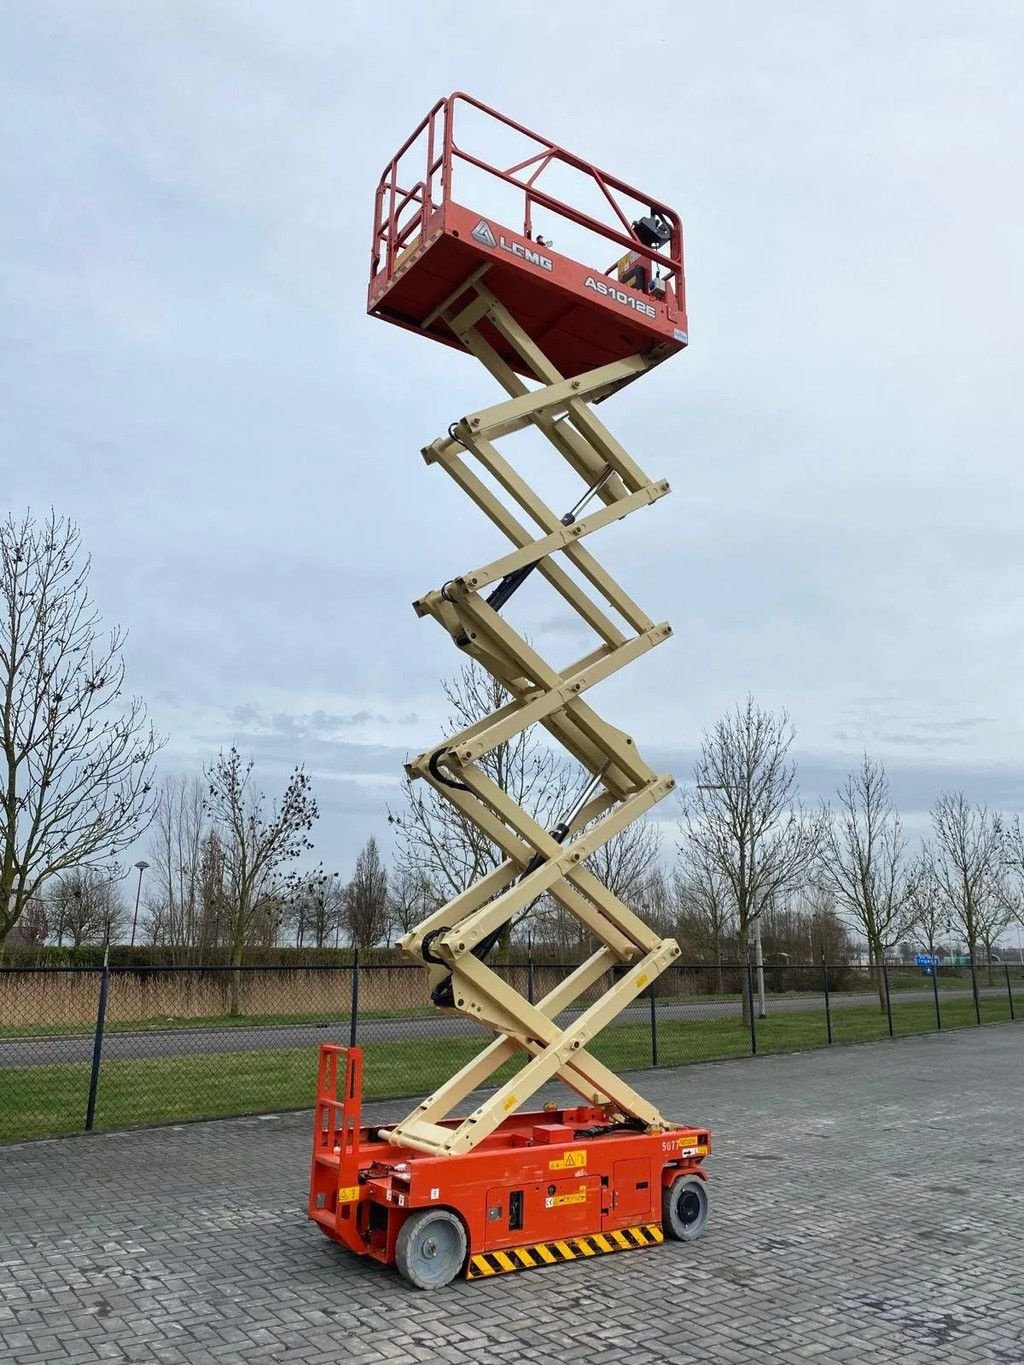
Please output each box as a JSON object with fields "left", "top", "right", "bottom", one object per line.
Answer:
{"left": 0, "top": 944, "right": 401, "bottom": 969}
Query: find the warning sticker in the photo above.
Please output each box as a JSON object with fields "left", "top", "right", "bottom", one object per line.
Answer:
{"left": 545, "top": 1189, "right": 588, "bottom": 1208}
{"left": 549, "top": 1149, "right": 587, "bottom": 1171}
{"left": 677, "top": 1138, "right": 709, "bottom": 1157}
{"left": 337, "top": 1185, "right": 361, "bottom": 1204}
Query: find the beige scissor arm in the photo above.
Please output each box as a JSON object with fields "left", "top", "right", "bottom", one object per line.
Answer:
{"left": 387, "top": 275, "right": 681, "bottom": 1158}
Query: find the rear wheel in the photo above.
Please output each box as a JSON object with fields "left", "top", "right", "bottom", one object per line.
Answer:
{"left": 662, "top": 1173, "right": 709, "bottom": 1242}
{"left": 394, "top": 1209, "right": 467, "bottom": 1289}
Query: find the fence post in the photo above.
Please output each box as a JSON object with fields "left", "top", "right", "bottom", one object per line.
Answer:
{"left": 648, "top": 984, "right": 658, "bottom": 1067}
{"left": 527, "top": 953, "right": 536, "bottom": 1006}
{"left": 1005, "top": 963, "right": 1015, "bottom": 1022}
{"left": 821, "top": 956, "right": 832, "bottom": 1046}
{"left": 85, "top": 950, "right": 110, "bottom": 1132}
{"left": 969, "top": 955, "right": 981, "bottom": 1025}
{"left": 746, "top": 957, "right": 757, "bottom": 1056}
{"left": 881, "top": 958, "right": 894, "bottom": 1038}
{"left": 349, "top": 949, "right": 360, "bottom": 1049}
{"left": 931, "top": 962, "right": 942, "bottom": 1031}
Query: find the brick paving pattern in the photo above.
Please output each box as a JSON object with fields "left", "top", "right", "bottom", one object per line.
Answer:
{"left": 1, "top": 1026, "right": 1022, "bottom": 1364}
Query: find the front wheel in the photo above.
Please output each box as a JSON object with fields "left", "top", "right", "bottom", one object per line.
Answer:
{"left": 662, "top": 1173, "right": 709, "bottom": 1242}
{"left": 394, "top": 1209, "right": 467, "bottom": 1289}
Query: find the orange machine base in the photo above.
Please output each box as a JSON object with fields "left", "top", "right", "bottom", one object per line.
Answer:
{"left": 308, "top": 1046, "right": 709, "bottom": 1282}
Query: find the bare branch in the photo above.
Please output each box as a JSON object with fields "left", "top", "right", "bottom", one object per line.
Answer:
{"left": 680, "top": 696, "right": 822, "bottom": 944}
{"left": 818, "top": 754, "right": 915, "bottom": 957}
{"left": 203, "top": 748, "right": 319, "bottom": 1002}
{"left": 929, "top": 792, "right": 1008, "bottom": 959}
{"left": 1, "top": 511, "right": 162, "bottom": 940}
{"left": 388, "top": 661, "right": 573, "bottom": 899}
{"left": 344, "top": 836, "right": 393, "bottom": 948}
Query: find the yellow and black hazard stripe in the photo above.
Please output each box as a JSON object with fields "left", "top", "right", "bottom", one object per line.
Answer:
{"left": 466, "top": 1223, "right": 664, "bottom": 1279}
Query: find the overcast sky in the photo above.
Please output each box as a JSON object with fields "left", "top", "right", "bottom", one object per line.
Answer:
{"left": 2, "top": 1, "right": 1022, "bottom": 881}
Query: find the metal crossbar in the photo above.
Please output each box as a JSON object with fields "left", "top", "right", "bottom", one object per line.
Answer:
{"left": 389, "top": 277, "right": 680, "bottom": 1157}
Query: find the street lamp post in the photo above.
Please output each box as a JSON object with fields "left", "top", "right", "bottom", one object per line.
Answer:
{"left": 129, "top": 860, "right": 149, "bottom": 949}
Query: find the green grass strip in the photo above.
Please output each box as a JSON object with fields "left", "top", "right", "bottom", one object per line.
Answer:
{"left": 1, "top": 997, "right": 1017, "bottom": 1144}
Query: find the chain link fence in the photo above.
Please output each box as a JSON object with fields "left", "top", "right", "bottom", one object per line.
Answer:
{"left": 2, "top": 957, "right": 1020, "bottom": 1143}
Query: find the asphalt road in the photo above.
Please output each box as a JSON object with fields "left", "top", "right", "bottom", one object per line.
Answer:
{"left": 0, "top": 986, "right": 1007, "bottom": 1067}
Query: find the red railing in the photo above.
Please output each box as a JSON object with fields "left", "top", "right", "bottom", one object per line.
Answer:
{"left": 311, "top": 1044, "right": 362, "bottom": 1162}
{"left": 370, "top": 93, "right": 683, "bottom": 299}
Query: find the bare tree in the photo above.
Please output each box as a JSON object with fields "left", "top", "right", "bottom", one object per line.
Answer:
{"left": 931, "top": 792, "right": 1008, "bottom": 985}
{"left": 533, "top": 819, "right": 663, "bottom": 957}
{"left": 388, "top": 866, "right": 440, "bottom": 939}
{"left": 4, "top": 896, "right": 48, "bottom": 949}
{"left": 589, "top": 819, "right": 661, "bottom": 905}
{"left": 680, "top": 697, "right": 822, "bottom": 1021}
{"left": 795, "top": 885, "right": 856, "bottom": 965}
{"left": 389, "top": 663, "right": 571, "bottom": 901}
{"left": 906, "top": 849, "right": 946, "bottom": 959}
{"left": 818, "top": 755, "right": 915, "bottom": 1011}
{"left": 759, "top": 893, "right": 852, "bottom": 965}
{"left": 47, "top": 867, "right": 126, "bottom": 948}
{"left": 632, "top": 866, "right": 675, "bottom": 939}
{"left": 1002, "top": 816, "right": 1024, "bottom": 933}
{"left": 294, "top": 871, "right": 346, "bottom": 949}
{"left": 674, "top": 841, "right": 736, "bottom": 991}
{"left": 344, "top": 837, "right": 392, "bottom": 949}
{"left": 145, "top": 775, "right": 208, "bottom": 961}
{"left": 204, "top": 748, "right": 319, "bottom": 1011}
{"left": 1, "top": 512, "right": 162, "bottom": 942}
{"left": 249, "top": 888, "right": 291, "bottom": 949}
{"left": 194, "top": 831, "right": 230, "bottom": 957}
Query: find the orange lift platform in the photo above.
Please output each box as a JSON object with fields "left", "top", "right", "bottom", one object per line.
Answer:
{"left": 310, "top": 93, "right": 709, "bottom": 1289}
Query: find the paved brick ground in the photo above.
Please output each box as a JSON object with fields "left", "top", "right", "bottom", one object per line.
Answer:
{"left": 1, "top": 1026, "right": 1022, "bottom": 1364}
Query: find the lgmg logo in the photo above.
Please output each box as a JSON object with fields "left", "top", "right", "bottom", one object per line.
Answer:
{"left": 471, "top": 219, "right": 552, "bottom": 271}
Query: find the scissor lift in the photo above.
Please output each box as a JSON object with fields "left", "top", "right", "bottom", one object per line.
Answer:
{"left": 309, "top": 93, "right": 710, "bottom": 1289}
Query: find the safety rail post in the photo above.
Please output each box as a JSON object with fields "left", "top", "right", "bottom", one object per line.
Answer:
{"left": 881, "top": 958, "right": 894, "bottom": 1038}
{"left": 969, "top": 955, "right": 981, "bottom": 1025}
{"left": 349, "top": 950, "right": 360, "bottom": 1049}
{"left": 822, "top": 956, "right": 833, "bottom": 1046}
{"left": 1005, "top": 963, "right": 1015, "bottom": 1022}
{"left": 746, "top": 957, "right": 758, "bottom": 1056}
{"left": 931, "top": 961, "right": 942, "bottom": 1030}
{"left": 649, "top": 982, "right": 659, "bottom": 1067}
{"left": 85, "top": 950, "right": 110, "bottom": 1132}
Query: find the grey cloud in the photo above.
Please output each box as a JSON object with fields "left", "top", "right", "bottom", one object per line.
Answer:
{"left": 3, "top": 1, "right": 1022, "bottom": 873}
{"left": 226, "top": 705, "right": 420, "bottom": 738}
{"left": 651, "top": 742, "right": 1024, "bottom": 819}
{"left": 873, "top": 732, "right": 975, "bottom": 748}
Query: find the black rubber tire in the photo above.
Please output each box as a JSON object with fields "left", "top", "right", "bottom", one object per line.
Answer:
{"left": 662, "top": 1174, "right": 709, "bottom": 1242}
{"left": 394, "top": 1208, "right": 467, "bottom": 1290}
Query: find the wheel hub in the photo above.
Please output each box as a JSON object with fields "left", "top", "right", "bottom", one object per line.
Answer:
{"left": 679, "top": 1190, "right": 702, "bottom": 1224}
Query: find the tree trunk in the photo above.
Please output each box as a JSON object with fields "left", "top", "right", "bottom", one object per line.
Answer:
{"left": 967, "top": 935, "right": 981, "bottom": 1016}
{"left": 1, "top": 874, "right": 26, "bottom": 942}
{"left": 872, "top": 939, "right": 887, "bottom": 1014}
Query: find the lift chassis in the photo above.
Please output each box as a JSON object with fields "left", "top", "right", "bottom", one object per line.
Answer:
{"left": 310, "top": 94, "right": 711, "bottom": 1288}
{"left": 310, "top": 1046, "right": 709, "bottom": 1287}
